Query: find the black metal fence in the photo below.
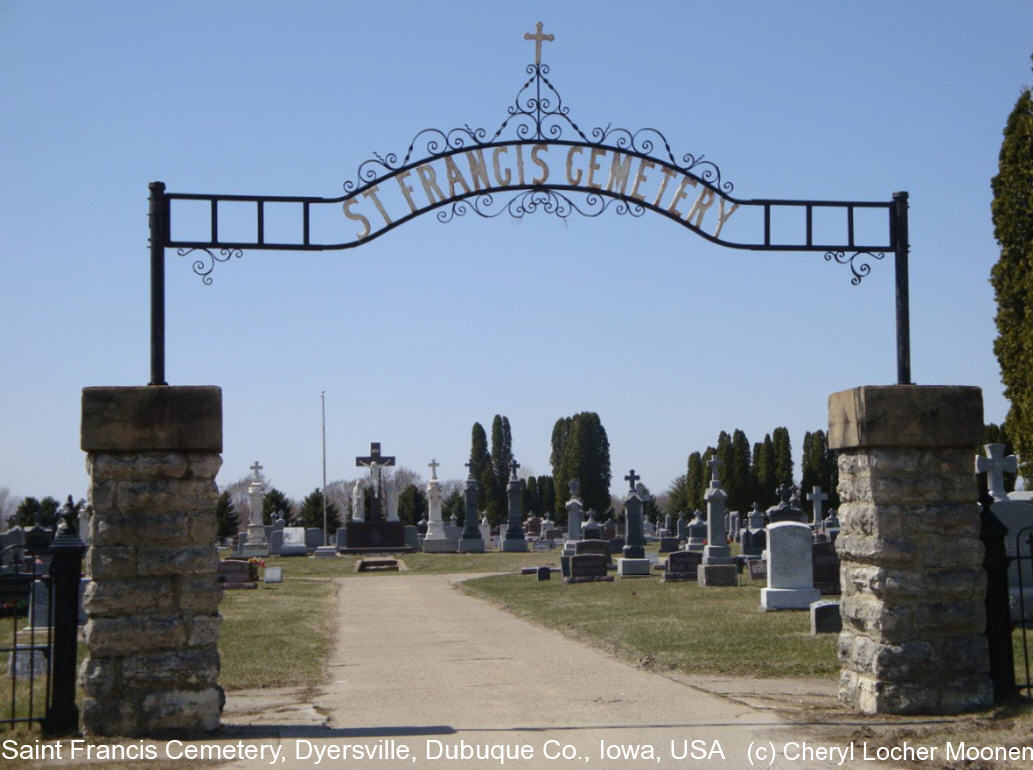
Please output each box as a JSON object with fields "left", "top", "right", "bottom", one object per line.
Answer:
{"left": 0, "top": 525, "right": 84, "bottom": 733}
{"left": 1012, "top": 524, "right": 1033, "bottom": 697}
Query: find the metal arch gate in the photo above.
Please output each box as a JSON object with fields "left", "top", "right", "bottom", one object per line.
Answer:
{"left": 146, "top": 23, "right": 911, "bottom": 387}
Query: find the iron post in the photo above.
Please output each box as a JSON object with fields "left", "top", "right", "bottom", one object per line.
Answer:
{"left": 43, "top": 524, "right": 85, "bottom": 734}
{"left": 149, "top": 181, "right": 167, "bottom": 386}
{"left": 893, "top": 191, "right": 911, "bottom": 385}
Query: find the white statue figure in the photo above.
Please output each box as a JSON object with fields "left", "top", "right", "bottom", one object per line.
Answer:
{"left": 352, "top": 480, "right": 365, "bottom": 522}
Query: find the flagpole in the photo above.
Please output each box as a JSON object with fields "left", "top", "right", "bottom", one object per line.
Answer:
{"left": 321, "top": 390, "right": 328, "bottom": 546}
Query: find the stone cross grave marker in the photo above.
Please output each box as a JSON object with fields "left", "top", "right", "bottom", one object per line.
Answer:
{"left": 975, "top": 444, "right": 1018, "bottom": 502}
{"left": 807, "top": 486, "right": 828, "bottom": 527}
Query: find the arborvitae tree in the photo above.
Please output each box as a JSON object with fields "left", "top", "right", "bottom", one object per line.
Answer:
{"left": 12, "top": 496, "right": 61, "bottom": 529}
{"left": 728, "top": 429, "right": 752, "bottom": 512}
{"left": 551, "top": 416, "right": 574, "bottom": 516}
{"left": 801, "top": 431, "right": 820, "bottom": 515}
{"left": 772, "top": 427, "right": 793, "bottom": 489}
{"left": 469, "top": 422, "right": 493, "bottom": 521}
{"left": 715, "top": 431, "right": 733, "bottom": 486}
{"left": 523, "top": 476, "right": 540, "bottom": 515}
{"left": 752, "top": 435, "right": 777, "bottom": 508}
{"left": 298, "top": 488, "right": 341, "bottom": 531}
{"left": 262, "top": 487, "right": 294, "bottom": 525}
{"left": 215, "top": 491, "right": 239, "bottom": 540}
{"left": 538, "top": 476, "right": 556, "bottom": 522}
{"left": 397, "top": 485, "right": 428, "bottom": 525}
{"left": 991, "top": 59, "right": 1033, "bottom": 481}
{"left": 486, "top": 415, "right": 513, "bottom": 524}
{"left": 551, "top": 412, "right": 612, "bottom": 516}
{"left": 686, "top": 452, "right": 705, "bottom": 513}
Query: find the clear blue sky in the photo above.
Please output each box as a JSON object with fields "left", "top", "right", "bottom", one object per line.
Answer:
{"left": 1, "top": 1, "right": 1030, "bottom": 505}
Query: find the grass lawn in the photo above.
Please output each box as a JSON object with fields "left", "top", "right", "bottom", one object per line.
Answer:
{"left": 461, "top": 571, "right": 840, "bottom": 677}
{"left": 238, "top": 549, "right": 561, "bottom": 577}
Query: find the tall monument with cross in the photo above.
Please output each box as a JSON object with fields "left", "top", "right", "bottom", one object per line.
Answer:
{"left": 355, "top": 442, "right": 395, "bottom": 522}
{"left": 343, "top": 441, "right": 410, "bottom": 552}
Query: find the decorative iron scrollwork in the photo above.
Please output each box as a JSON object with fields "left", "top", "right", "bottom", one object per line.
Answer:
{"left": 823, "top": 250, "right": 885, "bottom": 285}
{"left": 437, "top": 189, "right": 647, "bottom": 224}
{"left": 177, "top": 247, "right": 243, "bottom": 285}
{"left": 344, "top": 61, "right": 731, "bottom": 199}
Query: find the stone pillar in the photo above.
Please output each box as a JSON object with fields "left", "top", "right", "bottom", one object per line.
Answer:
{"left": 80, "top": 386, "right": 223, "bottom": 735}
{"left": 828, "top": 385, "right": 991, "bottom": 714}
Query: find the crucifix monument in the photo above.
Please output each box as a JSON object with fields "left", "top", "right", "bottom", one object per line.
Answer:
{"left": 343, "top": 441, "right": 409, "bottom": 552}
{"left": 356, "top": 442, "right": 395, "bottom": 521}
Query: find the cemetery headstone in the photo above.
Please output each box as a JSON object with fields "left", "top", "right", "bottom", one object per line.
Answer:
{"left": 761, "top": 521, "right": 820, "bottom": 610}
{"left": 812, "top": 540, "right": 840, "bottom": 595}
{"left": 663, "top": 550, "right": 701, "bottom": 582}
{"left": 279, "top": 527, "right": 308, "bottom": 557}
{"left": 423, "top": 464, "right": 456, "bottom": 553}
{"left": 565, "top": 479, "right": 584, "bottom": 542}
{"left": 333, "top": 527, "right": 347, "bottom": 553}
{"left": 766, "top": 483, "right": 808, "bottom": 524}
{"left": 565, "top": 553, "right": 614, "bottom": 584}
{"left": 807, "top": 486, "right": 829, "bottom": 528}
{"left": 305, "top": 528, "right": 324, "bottom": 551}
{"left": 618, "top": 470, "right": 650, "bottom": 574}
{"left": 740, "top": 503, "right": 767, "bottom": 557}
{"left": 810, "top": 599, "right": 842, "bottom": 634}
{"left": 676, "top": 511, "right": 688, "bottom": 541}
{"left": 241, "top": 461, "right": 270, "bottom": 558}
{"left": 264, "top": 566, "right": 283, "bottom": 584}
{"left": 700, "top": 457, "right": 737, "bottom": 586}
{"left": 581, "top": 511, "right": 602, "bottom": 540}
{"left": 686, "top": 510, "right": 707, "bottom": 553}
{"left": 502, "top": 460, "right": 528, "bottom": 552}
{"left": 461, "top": 466, "right": 486, "bottom": 553}
{"left": 977, "top": 444, "right": 1033, "bottom": 616}
{"left": 216, "top": 559, "right": 258, "bottom": 589}
{"left": 29, "top": 577, "right": 88, "bottom": 627}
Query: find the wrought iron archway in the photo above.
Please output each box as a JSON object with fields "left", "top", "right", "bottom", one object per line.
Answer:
{"left": 148, "top": 23, "right": 910, "bottom": 386}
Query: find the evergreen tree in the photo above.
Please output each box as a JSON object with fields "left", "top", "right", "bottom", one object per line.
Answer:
{"left": 752, "top": 435, "right": 777, "bottom": 508}
{"left": 468, "top": 422, "right": 493, "bottom": 521}
{"left": 442, "top": 488, "right": 464, "bottom": 524}
{"left": 665, "top": 474, "right": 689, "bottom": 514}
{"left": 551, "top": 416, "right": 574, "bottom": 516}
{"left": 551, "top": 412, "right": 611, "bottom": 516}
{"left": 538, "top": 476, "right": 556, "bottom": 522}
{"left": 772, "top": 427, "right": 793, "bottom": 489}
{"left": 686, "top": 452, "right": 705, "bottom": 513}
{"left": 486, "top": 415, "right": 513, "bottom": 524}
{"left": 523, "top": 476, "right": 540, "bottom": 515}
{"left": 12, "top": 496, "right": 61, "bottom": 529}
{"left": 728, "top": 429, "right": 752, "bottom": 512}
{"left": 991, "top": 59, "right": 1033, "bottom": 481}
{"left": 397, "top": 485, "right": 428, "bottom": 525}
{"left": 298, "top": 488, "right": 341, "bottom": 531}
{"left": 214, "top": 491, "right": 239, "bottom": 540}
{"left": 800, "top": 431, "right": 820, "bottom": 515}
{"left": 262, "top": 487, "right": 294, "bottom": 525}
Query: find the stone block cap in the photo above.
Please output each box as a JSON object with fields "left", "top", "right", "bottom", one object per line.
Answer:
{"left": 82, "top": 386, "right": 222, "bottom": 452}
{"left": 828, "top": 385, "right": 982, "bottom": 450}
